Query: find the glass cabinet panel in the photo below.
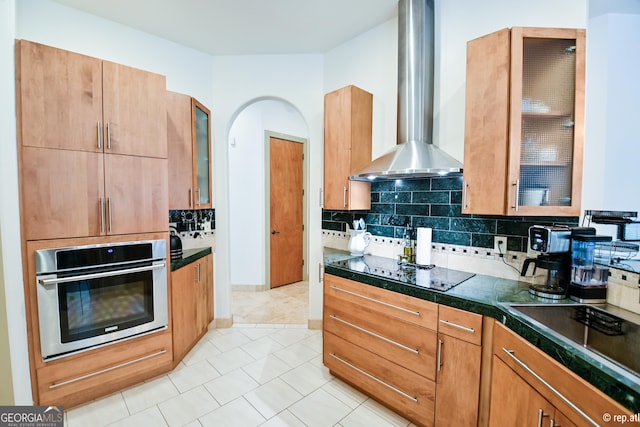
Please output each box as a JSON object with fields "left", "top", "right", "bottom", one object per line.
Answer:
{"left": 192, "top": 99, "right": 212, "bottom": 208}
{"left": 518, "top": 37, "right": 577, "bottom": 208}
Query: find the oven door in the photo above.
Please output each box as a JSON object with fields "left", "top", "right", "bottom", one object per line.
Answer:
{"left": 37, "top": 261, "right": 168, "bottom": 360}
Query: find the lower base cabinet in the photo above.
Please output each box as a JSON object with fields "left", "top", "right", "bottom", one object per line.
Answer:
{"left": 171, "top": 253, "right": 214, "bottom": 362}
{"left": 489, "top": 322, "right": 628, "bottom": 426}
{"left": 36, "top": 329, "right": 172, "bottom": 407}
{"left": 323, "top": 274, "right": 483, "bottom": 427}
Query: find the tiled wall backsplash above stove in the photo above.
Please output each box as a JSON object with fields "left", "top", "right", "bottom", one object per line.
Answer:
{"left": 322, "top": 176, "right": 578, "bottom": 253}
{"left": 169, "top": 209, "right": 215, "bottom": 232}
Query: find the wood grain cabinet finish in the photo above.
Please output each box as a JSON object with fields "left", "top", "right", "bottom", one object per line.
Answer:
{"left": 167, "top": 91, "right": 212, "bottom": 209}
{"left": 323, "top": 85, "right": 372, "bottom": 210}
{"left": 324, "top": 274, "right": 439, "bottom": 427}
{"left": 489, "top": 322, "right": 628, "bottom": 426}
{"left": 16, "top": 40, "right": 168, "bottom": 240}
{"left": 435, "top": 306, "right": 483, "bottom": 427}
{"left": 171, "top": 254, "right": 213, "bottom": 363}
{"left": 463, "top": 27, "right": 585, "bottom": 216}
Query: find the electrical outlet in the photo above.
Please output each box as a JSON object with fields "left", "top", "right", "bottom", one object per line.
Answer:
{"left": 494, "top": 236, "right": 508, "bottom": 253}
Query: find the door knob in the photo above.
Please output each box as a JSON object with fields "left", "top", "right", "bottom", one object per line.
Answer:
{"left": 271, "top": 229, "right": 280, "bottom": 235}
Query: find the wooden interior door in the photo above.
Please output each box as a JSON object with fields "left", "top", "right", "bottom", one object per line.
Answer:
{"left": 269, "top": 137, "right": 303, "bottom": 288}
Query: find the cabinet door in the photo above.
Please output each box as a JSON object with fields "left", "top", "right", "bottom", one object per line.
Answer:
{"left": 104, "top": 154, "right": 168, "bottom": 235}
{"left": 16, "top": 40, "right": 103, "bottom": 152}
{"left": 489, "top": 357, "right": 555, "bottom": 426}
{"left": 21, "top": 147, "right": 105, "bottom": 240}
{"left": 192, "top": 98, "right": 212, "bottom": 208}
{"left": 102, "top": 61, "right": 167, "bottom": 159}
{"left": 506, "top": 28, "right": 585, "bottom": 217}
{"left": 205, "top": 254, "right": 214, "bottom": 324}
{"left": 434, "top": 334, "right": 481, "bottom": 427}
{"left": 171, "top": 264, "right": 198, "bottom": 362}
{"left": 195, "top": 258, "right": 208, "bottom": 335}
{"left": 167, "top": 91, "right": 194, "bottom": 209}
{"left": 323, "top": 86, "right": 372, "bottom": 210}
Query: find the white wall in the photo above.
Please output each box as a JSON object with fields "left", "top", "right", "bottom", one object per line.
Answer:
{"left": 228, "top": 100, "right": 308, "bottom": 287}
{"left": 210, "top": 54, "right": 324, "bottom": 320}
{"left": 583, "top": 0, "right": 640, "bottom": 222}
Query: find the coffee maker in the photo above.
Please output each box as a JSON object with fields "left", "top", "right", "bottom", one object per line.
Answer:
{"left": 521, "top": 225, "right": 572, "bottom": 299}
{"left": 568, "top": 234, "right": 612, "bottom": 303}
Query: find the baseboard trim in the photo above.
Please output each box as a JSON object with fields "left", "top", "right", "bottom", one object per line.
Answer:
{"left": 308, "top": 319, "right": 322, "bottom": 330}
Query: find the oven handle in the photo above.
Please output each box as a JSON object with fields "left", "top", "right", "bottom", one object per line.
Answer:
{"left": 38, "top": 263, "right": 166, "bottom": 286}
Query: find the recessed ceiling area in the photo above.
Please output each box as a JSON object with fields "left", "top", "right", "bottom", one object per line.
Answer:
{"left": 53, "top": 0, "right": 399, "bottom": 55}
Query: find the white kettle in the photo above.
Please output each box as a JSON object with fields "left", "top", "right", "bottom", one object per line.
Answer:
{"left": 348, "top": 230, "right": 372, "bottom": 255}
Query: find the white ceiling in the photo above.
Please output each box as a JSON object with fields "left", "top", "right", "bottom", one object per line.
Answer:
{"left": 53, "top": 0, "right": 399, "bottom": 55}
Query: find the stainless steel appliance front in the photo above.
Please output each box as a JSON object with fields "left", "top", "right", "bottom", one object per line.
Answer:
{"left": 35, "top": 239, "right": 168, "bottom": 360}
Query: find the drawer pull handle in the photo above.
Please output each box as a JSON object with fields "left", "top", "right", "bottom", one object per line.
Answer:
{"left": 439, "top": 319, "right": 475, "bottom": 334}
{"left": 329, "top": 352, "right": 418, "bottom": 403}
{"left": 49, "top": 349, "right": 167, "bottom": 389}
{"left": 329, "top": 315, "right": 419, "bottom": 354}
{"left": 501, "top": 348, "right": 599, "bottom": 427}
{"left": 329, "top": 286, "right": 421, "bottom": 317}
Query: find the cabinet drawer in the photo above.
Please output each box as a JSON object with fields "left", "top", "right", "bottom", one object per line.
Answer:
{"left": 36, "top": 330, "right": 172, "bottom": 408}
{"left": 493, "top": 322, "right": 629, "bottom": 426}
{"left": 325, "top": 293, "right": 437, "bottom": 380}
{"left": 324, "top": 275, "right": 438, "bottom": 330}
{"left": 324, "top": 331, "right": 435, "bottom": 427}
{"left": 438, "top": 305, "right": 483, "bottom": 345}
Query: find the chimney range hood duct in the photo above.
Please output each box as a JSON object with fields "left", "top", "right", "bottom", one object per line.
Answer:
{"left": 350, "top": 0, "right": 462, "bottom": 181}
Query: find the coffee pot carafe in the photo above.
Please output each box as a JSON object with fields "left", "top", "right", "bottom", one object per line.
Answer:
{"left": 521, "top": 254, "right": 568, "bottom": 299}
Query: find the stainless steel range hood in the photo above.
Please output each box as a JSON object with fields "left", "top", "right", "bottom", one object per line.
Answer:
{"left": 350, "top": 0, "right": 462, "bottom": 181}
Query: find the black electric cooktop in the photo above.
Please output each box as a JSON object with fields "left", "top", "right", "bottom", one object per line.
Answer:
{"left": 330, "top": 255, "right": 475, "bottom": 292}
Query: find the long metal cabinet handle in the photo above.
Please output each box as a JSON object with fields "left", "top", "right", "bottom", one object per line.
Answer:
{"left": 197, "top": 188, "right": 201, "bottom": 207}
{"left": 512, "top": 179, "right": 520, "bottom": 212}
{"left": 107, "top": 197, "right": 113, "bottom": 232}
{"left": 343, "top": 186, "right": 347, "bottom": 208}
{"left": 319, "top": 188, "right": 324, "bottom": 208}
{"left": 99, "top": 198, "right": 105, "bottom": 234}
{"left": 329, "top": 314, "right": 419, "bottom": 354}
{"left": 49, "top": 349, "right": 167, "bottom": 389}
{"left": 501, "top": 347, "right": 600, "bottom": 427}
{"left": 330, "top": 285, "right": 420, "bottom": 316}
{"left": 196, "top": 263, "right": 201, "bottom": 282}
{"left": 537, "top": 408, "right": 550, "bottom": 427}
{"left": 439, "top": 319, "right": 475, "bottom": 334}
{"left": 39, "top": 263, "right": 166, "bottom": 286}
{"left": 97, "top": 121, "right": 102, "bottom": 149}
{"left": 319, "top": 263, "right": 323, "bottom": 282}
{"left": 436, "top": 338, "right": 443, "bottom": 373}
{"left": 106, "top": 122, "right": 112, "bottom": 149}
{"left": 189, "top": 188, "right": 193, "bottom": 208}
{"left": 329, "top": 353, "right": 418, "bottom": 403}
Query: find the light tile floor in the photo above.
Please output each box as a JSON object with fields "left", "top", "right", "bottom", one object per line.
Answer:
{"left": 65, "top": 324, "right": 414, "bottom": 426}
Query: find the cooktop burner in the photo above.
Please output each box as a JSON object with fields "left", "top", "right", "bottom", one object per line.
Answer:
{"left": 329, "top": 255, "right": 475, "bottom": 292}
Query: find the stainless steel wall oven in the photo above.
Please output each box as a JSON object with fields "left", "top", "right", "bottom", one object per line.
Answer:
{"left": 35, "top": 239, "right": 168, "bottom": 360}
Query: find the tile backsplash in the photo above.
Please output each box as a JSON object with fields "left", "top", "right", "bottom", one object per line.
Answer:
{"left": 169, "top": 209, "right": 216, "bottom": 232}
{"left": 322, "top": 176, "right": 578, "bottom": 253}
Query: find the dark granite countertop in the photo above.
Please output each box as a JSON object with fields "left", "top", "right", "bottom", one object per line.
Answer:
{"left": 324, "top": 250, "right": 640, "bottom": 412}
{"left": 170, "top": 247, "right": 212, "bottom": 271}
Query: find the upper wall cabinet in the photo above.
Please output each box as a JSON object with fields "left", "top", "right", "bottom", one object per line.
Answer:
{"left": 463, "top": 27, "right": 586, "bottom": 216}
{"left": 16, "top": 40, "right": 168, "bottom": 240}
{"left": 167, "top": 91, "right": 212, "bottom": 210}
{"left": 324, "top": 85, "right": 372, "bottom": 211}
{"left": 16, "top": 40, "right": 167, "bottom": 159}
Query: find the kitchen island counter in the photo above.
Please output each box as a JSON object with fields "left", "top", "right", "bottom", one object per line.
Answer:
{"left": 324, "top": 250, "right": 640, "bottom": 412}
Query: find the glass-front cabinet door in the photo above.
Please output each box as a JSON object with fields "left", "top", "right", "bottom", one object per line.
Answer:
{"left": 507, "top": 27, "right": 586, "bottom": 216}
{"left": 192, "top": 98, "right": 212, "bottom": 208}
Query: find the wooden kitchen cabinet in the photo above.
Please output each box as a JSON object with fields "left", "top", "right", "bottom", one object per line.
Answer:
{"left": 20, "top": 148, "right": 168, "bottom": 240}
{"left": 16, "top": 40, "right": 167, "bottom": 158}
{"left": 171, "top": 253, "right": 213, "bottom": 362}
{"left": 16, "top": 40, "right": 168, "bottom": 241}
{"left": 463, "top": 27, "right": 585, "bottom": 216}
{"left": 323, "top": 85, "right": 372, "bottom": 210}
{"left": 435, "top": 306, "right": 483, "bottom": 427}
{"left": 323, "top": 274, "right": 438, "bottom": 426}
{"left": 167, "top": 91, "right": 213, "bottom": 209}
{"left": 489, "top": 322, "right": 628, "bottom": 426}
